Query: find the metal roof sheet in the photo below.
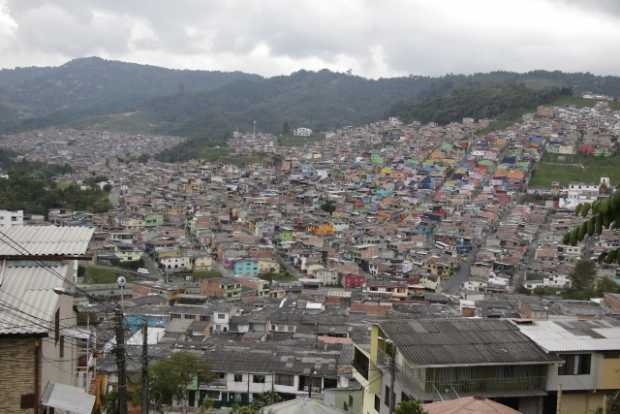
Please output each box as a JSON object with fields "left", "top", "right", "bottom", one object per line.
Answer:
{"left": 41, "top": 382, "right": 95, "bottom": 414}
{"left": 0, "top": 226, "right": 94, "bottom": 256}
{"left": 517, "top": 319, "right": 620, "bottom": 352}
{"left": 0, "top": 261, "right": 69, "bottom": 335}
{"left": 379, "top": 318, "right": 555, "bottom": 366}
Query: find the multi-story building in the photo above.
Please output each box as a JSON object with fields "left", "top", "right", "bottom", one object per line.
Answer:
{"left": 234, "top": 259, "right": 259, "bottom": 277}
{"left": 200, "top": 277, "right": 242, "bottom": 301}
{"left": 352, "top": 319, "right": 557, "bottom": 414}
{"left": 199, "top": 346, "right": 338, "bottom": 408}
{"left": 0, "top": 225, "right": 95, "bottom": 414}
{"left": 517, "top": 318, "right": 620, "bottom": 414}
{"left": 0, "top": 209, "right": 23, "bottom": 226}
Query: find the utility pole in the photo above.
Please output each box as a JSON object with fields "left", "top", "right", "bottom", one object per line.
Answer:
{"left": 142, "top": 322, "right": 149, "bottom": 414}
{"left": 389, "top": 344, "right": 396, "bottom": 414}
{"left": 114, "top": 307, "right": 128, "bottom": 414}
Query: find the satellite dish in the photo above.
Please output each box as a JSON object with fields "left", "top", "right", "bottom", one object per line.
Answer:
{"left": 117, "top": 276, "right": 127, "bottom": 288}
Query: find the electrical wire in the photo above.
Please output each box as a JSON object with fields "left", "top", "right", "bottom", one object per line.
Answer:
{"left": 0, "top": 229, "right": 104, "bottom": 302}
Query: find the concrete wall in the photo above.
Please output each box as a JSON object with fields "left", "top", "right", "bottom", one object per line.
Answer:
{"left": 598, "top": 354, "right": 620, "bottom": 389}
{"left": 41, "top": 291, "right": 78, "bottom": 390}
{"left": 557, "top": 392, "right": 606, "bottom": 414}
{"left": 546, "top": 354, "right": 598, "bottom": 392}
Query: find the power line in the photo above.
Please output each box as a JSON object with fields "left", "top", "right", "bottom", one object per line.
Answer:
{"left": 0, "top": 230, "right": 103, "bottom": 302}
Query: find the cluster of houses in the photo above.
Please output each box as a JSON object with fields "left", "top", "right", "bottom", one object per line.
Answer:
{"left": 3, "top": 226, "right": 620, "bottom": 414}
{"left": 1, "top": 97, "right": 620, "bottom": 413}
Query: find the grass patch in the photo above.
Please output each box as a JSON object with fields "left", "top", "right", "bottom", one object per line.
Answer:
{"left": 277, "top": 134, "right": 324, "bottom": 147}
{"left": 530, "top": 153, "right": 620, "bottom": 187}
{"left": 80, "top": 265, "right": 120, "bottom": 284}
{"left": 259, "top": 271, "right": 296, "bottom": 283}
{"left": 192, "top": 270, "right": 222, "bottom": 279}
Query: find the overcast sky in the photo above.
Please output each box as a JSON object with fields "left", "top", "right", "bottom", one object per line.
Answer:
{"left": 1, "top": 0, "right": 619, "bottom": 78}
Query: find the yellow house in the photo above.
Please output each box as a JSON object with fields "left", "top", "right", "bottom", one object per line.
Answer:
{"left": 307, "top": 223, "right": 335, "bottom": 236}
{"left": 518, "top": 318, "right": 620, "bottom": 414}
{"left": 352, "top": 325, "right": 383, "bottom": 414}
{"left": 353, "top": 320, "right": 558, "bottom": 414}
{"left": 257, "top": 258, "right": 280, "bottom": 274}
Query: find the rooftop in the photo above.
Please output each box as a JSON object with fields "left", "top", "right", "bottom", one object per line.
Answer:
{"left": 516, "top": 318, "right": 620, "bottom": 353}
{"left": 0, "top": 225, "right": 94, "bottom": 257}
{"left": 378, "top": 318, "right": 556, "bottom": 367}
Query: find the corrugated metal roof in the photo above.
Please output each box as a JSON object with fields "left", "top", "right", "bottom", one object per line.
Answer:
{"left": 41, "top": 382, "right": 95, "bottom": 414}
{"left": 0, "top": 225, "right": 94, "bottom": 257}
{"left": 0, "top": 261, "right": 69, "bottom": 335}
{"left": 379, "top": 318, "right": 555, "bottom": 366}
{"left": 517, "top": 319, "right": 620, "bottom": 352}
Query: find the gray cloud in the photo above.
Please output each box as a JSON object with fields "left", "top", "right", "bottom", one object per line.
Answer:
{"left": 1, "top": 0, "right": 619, "bottom": 77}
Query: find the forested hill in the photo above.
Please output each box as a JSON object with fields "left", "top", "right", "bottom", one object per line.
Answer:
{"left": 2, "top": 57, "right": 620, "bottom": 161}
{"left": 389, "top": 85, "right": 573, "bottom": 125}
{"left": 0, "top": 57, "right": 260, "bottom": 131}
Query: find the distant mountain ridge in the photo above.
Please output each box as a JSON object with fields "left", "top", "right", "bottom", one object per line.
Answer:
{"left": 1, "top": 57, "right": 620, "bottom": 161}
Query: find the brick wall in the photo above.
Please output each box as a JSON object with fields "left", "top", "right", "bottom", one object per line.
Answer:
{"left": 0, "top": 336, "right": 38, "bottom": 414}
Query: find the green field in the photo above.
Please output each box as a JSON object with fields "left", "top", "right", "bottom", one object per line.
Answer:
{"left": 191, "top": 270, "right": 222, "bottom": 279}
{"left": 530, "top": 153, "right": 620, "bottom": 187}
{"left": 80, "top": 265, "right": 119, "bottom": 284}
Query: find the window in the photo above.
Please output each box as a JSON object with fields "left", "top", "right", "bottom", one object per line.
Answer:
{"left": 253, "top": 375, "right": 265, "bottom": 384}
{"left": 559, "top": 354, "right": 591, "bottom": 375}
{"left": 385, "top": 386, "right": 390, "bottom": 406}
{"left": 184, "top": 314, "right": 194, "bottom": 319}
{"left": 374, "top": 395, "right": 381, "bottom": 412}
{"left": 603, "top": 351, "right": 620, "bottom": 359}
{"left": 234, "top": 374, "right": 243, "bottom": 382}
{"left": 218, "top": 313, "right": 226, "bottom": 320}
{"left": 58, "top": 336, "right": 65, "bottom": 358}
{"left": 20, "top": 394, "right": 35, "bottom": 409}
{"left": 55, "top": 309, "right": 60, "bottom": 344}
{"left": 578, "top": 354, "right": 591, "bottom": 374}
{"left": 353, "top": 347, "right": 369, "bottom": 380}
{"left": 275, "top": 374, "right": 294, "bottom": 386}
{"left": 348, "top": 395, "right": 354, "bottom": 407}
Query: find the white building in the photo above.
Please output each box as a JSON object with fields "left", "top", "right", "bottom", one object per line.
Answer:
{"left": 293, "top": 127, "right": 313, "bottom": 137}
{"left": 159, "top": 255, "right": 192, "bottom": 272}
{"left": 0, "top": 209, "right": 23, "bottom": 226}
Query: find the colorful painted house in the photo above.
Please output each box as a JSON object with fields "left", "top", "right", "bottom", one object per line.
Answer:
{"left": 234, "top": 259, "right": 259, "bottom": 277}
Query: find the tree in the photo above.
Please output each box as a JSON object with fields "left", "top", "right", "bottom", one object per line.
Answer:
{"left": 149, "top": 352, "right": 212, "bottom": 414}
{"left": 282, "top": 121, "right": 290, "bottom": 136}
{"left": 566, "top": 191, "right": 620, "bottom": 264}
{"left": 569, "top": 259, "right": 597, "bottom": 293}
{"left": 395, "top": 399, "right": 427, "bottom": 414}
{"left": 595, "top": 277, "right": 620, "bottom": 296}
{"left": 230, "top": 392, "right": 282, "bottom": 414}
{"left": 320, "top": 199, "right": 336, "bottom": 216}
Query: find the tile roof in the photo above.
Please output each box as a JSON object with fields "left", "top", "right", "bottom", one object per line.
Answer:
{"left": 378, "top": 318, "right": 555, "bottom": 367}
{"left": 424, "top": 396, "right": 521, "bottom": 414}
{"left": 0, "top": 226, "right": 94, "bottom": 257}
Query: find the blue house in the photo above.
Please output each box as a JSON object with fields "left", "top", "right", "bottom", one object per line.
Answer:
{"left": 234, "top": 259, "right": 259, "bottom": 277}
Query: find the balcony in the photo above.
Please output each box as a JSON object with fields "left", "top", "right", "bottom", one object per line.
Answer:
{"left": 376, "top": 348, "right": 546, "bottom": 397}
{"left": 422, "top": 376, "right": 546, "bottom": 396}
